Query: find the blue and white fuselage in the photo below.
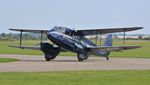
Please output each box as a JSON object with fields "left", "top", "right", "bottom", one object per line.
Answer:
{"left": 47, "top": 31, "right": 85, "bottom": 53}
{"left": 47, "top": 27, "right": 111, "bottom": 60}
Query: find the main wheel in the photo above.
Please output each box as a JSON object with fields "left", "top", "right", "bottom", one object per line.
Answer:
{"left": 106, "top": 56, "right": 109, "bottom": 60}
{"left": 48, "top": 54, "right": 57, "bottom": 60}
{"left": 77, "top": 53, "right": 85, "bottom": 61}
{"left": 45, "top": 53, "right": 57, "bottom": 61}
{"left": 45, "top": 53, "right": 51, "bottom": 61}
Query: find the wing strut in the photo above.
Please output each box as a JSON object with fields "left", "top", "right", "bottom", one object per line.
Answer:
{"left": 40, "top": 31, "right": 43, "bottom": 43}
{"left": 19, "top": 30, "right": 23, "bottom": 47}
{"left": 95, "top": 30, "right": 98, "bottom": 45}
{"left": 122, "top": 30, "right": 126, "bottom": 45}
{"left": 99, "top": 34, "right": 102, "bottom": 46}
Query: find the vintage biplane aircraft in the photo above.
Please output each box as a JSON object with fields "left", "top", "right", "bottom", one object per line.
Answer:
{"left": 9, "top": 26, "right": 143, "bottom": 61}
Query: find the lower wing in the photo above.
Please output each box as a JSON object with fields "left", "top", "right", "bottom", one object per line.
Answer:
{"left": 8, "top": 45, "right": 67, "bottom": 52}
{"left": 9, "top": 45, "right": 41, "bottom": 50}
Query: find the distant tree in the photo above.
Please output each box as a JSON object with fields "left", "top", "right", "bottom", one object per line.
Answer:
{"left": 23, "top": 34, "right": 31, "bottom": 40}
{"left": 144, "top": 37, "right": 150, "bottom": 40}
{"left": 138, "top": 35, "right": 143, "bottom": 40}
{"left": 1, "top": 33, "right": 6, "bottom": 37}
{"left": 7, "top": 33, "right": 13, "bottom": 39}
{"left": 114, "top": 35, "right": 119, "bottom": 40}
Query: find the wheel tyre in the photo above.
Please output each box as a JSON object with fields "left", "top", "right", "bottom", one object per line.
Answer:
{"left": 45, "top": 54, "right": 51, "bottom": 61}
{"left": 77, "top": 53, "right": 84, "bottom": 62}
{"left": 78, "top": 58, "right": 84, "bottom": 61}
{"left": 45, "top": 57, "right": 51, "bottom": 61}
{"left": 106, "top": 56, "right": 109, "bottom": 60}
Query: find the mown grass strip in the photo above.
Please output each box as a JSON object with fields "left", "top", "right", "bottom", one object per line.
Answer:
{"left": 0, "top": 70, "right": 150, "bottom": 85}
{"left": 0, "top": 58, "right": 18, "bottom": 63}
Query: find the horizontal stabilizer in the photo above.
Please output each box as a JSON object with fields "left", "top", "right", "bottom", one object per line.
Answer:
{"left": 87, "top": 46, "right": 141, "bottom": 51}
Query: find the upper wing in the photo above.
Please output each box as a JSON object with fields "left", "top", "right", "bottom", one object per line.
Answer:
{"left": 9, "top": 28, "right": 49, "bottom": 34}
{"left": 9, "top": 27, "right": 143, "bottom": 35}
{"left": 87, "top": 45, "right": 141, "bottom": 51}
{"left": 76, "top": 27, "right": 143, "bottom": 36}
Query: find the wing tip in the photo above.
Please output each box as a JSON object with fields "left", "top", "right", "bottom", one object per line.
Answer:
{"left": 135, "top": 27, "right": 143, "bottom": 30}
{"left": 9, "top": 28, "right": 13, "bottom": 30}
{"left": 124, "top": 45, "right": 142, "bottom": 50}
{"left": 9, "top": 28, "right": 19, "bottom": 31}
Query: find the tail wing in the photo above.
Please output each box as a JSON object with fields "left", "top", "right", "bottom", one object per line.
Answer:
{"left": 86, "top": 34, "right": 141, "bottom": 60}
{"left": 88, "top": 34, "right": 113, "bottom": 59}
{"left": 89, "top": 45, "right": 141, "bottom": 51}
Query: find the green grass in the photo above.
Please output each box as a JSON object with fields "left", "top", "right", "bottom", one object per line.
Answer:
{"left": 0, "top": 40, "right": 43, "bottom": 55}
{"left": 110, "top": 40, "right": 150, "bottom": 58}
{"left": 0, "top": 58, "right": 18, "bottom": 62}
{"left": 0, "top": 40, "right": 149, "bottom": 58}
{"left": 0, "top": 70, "right": 150, "bottom": 85}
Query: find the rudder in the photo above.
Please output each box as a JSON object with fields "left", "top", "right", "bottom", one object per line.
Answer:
{"left": 103, "top": 34, "right": 112, "bottom": 46}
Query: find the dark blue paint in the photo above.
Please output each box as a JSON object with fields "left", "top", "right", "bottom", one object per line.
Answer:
{"left": 47, "top": 26, "right": 112, "bottom": 58}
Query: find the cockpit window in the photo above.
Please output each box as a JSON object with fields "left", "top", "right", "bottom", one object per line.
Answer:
{"left": 52, "top": 26, "right": 66, "bottom": 33}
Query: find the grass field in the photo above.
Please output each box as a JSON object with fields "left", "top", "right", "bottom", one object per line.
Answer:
{"left": 0, "top": 58, "right": 18, "bottom": 62}
{"left": 110, "top": 40, "right": 150, "bottom": 58}
{"left": 0, "top": 70, "right": 150, "bottom": 85}
{"left": 0, "top": 41, "right": 149, "bottom": 85}
{"left": 0, "top": 40, "right": 149, "bottom": 58}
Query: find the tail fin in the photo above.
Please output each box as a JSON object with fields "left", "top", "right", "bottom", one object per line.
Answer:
{"left": 103, "top": 34, "right": 112, "bottom": 60}
{"left": 91, "top": 34, "right": 113, "bottom": 60}
{"left": 103, "top": 34, "right": 112, "bottom": 46}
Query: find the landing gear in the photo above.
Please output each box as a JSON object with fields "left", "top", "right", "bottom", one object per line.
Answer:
{"left": 45, "top": 54, "right": 51, "bottom": 61}
{"left": 41, "top": 43, "right": 60, "bottom": 61}
{"left": 77, "top": 53, "right": 85, "bottom": 61}
{"left": 84, "top": 56, "right": 89, "bottom": 60}
{"left": 77, "top": 50, "right": 91, "bottom": 61}
{"left": 106, "top": 56, "right": 109, "bottom": 60}
{"left": 45, "top": 53, "right": 57, "bottom": 61}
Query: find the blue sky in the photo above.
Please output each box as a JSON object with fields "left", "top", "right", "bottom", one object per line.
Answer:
{"left": 0, "top": 0, "right": 149, "bottom": 34}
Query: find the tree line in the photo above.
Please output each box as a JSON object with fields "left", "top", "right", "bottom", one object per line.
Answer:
{"left": 0, "top": 33, "right": 150, "bottom": 41}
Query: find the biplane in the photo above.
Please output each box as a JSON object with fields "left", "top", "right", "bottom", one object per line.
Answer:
{"left": 9, "top": 26, "right": 143, "bottom": 61}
